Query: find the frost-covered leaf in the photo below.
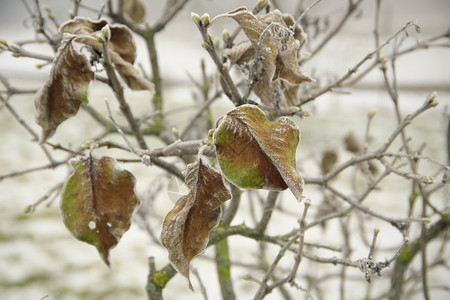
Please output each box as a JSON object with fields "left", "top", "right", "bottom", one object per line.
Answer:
{"left": 213, "top": 104, "right": 303, "bottom": 200}
{"left": 223, "top": 40, "right": 254, "bottom": 65}
{"left": 34, "top": 36, "right": 94, "bottom": 143}
{"left": 61, "top": 154, "right": 140, "bottom": 267}
{"left": 161, "top": 159, "right": 231, "bottom": 290}
{"left": 218, "top": 7, "right": 312, "bottom": 107}
{"left": 60, "top": 17, "right": 154, "bottom": 91}
{"left": 107, "top": 50, "right": 155, "bottom": 91}
{"left": 60, "top": 17, "right": 136, "bottom": 64}
{"left": 123, "top": 0, "right": 146, "bottom": 24}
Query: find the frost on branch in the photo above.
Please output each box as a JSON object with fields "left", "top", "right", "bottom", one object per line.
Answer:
{"left": 213, "top": 104, "right": 304, "bottom": 201}
{"left": 219, "top": 7, "right": 313, "bottom": 107}
{"left": 160, "top": 159, "right": 231, "bottom": 290}
{"left": 60, "top": 154, "right": 140, "bottom": 267}
{"left": 34, "top": 36, "right": 94, "bottom": 143}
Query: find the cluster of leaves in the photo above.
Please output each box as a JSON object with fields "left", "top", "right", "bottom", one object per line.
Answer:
{"left": 218, "top": 7, "right": 313, "bottom": 107}
{"left": 34, "top": 17, "right": 154, "bottom": 143}
{"left": 29, "top": 2, "right": 310, "bottom": 289}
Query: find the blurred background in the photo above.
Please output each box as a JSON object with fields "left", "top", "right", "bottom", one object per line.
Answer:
{"left": 0, "top": 0, "right": 449, "bottom": 299}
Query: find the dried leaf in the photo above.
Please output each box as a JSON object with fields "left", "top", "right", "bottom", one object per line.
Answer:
{"left": 108, "top": 50, "right": 155, "bottom": 91}
{"left": 344, "top": 131, "right": 362, "bottom": 154}
{"left": 213, "top": 104, "right": 303, "bottom": 200}
{"left": 60, "top": 17, "right": 136, "bottom": 64}
{"left": 217, "top": 7, "right": 312, "bottom": 107}
{"left": 61, "top": 154, "right": 140, "bottom": 267}
{"left": 161, "top": 159, "right": 231, "bottom": 289}
{"left": 60, "top": 18, "right": 154, "bottom": 91}
{"left": 223, "top": 40, "right": 255, "bottom": 65}
{"left": 321, "top": 148, "right": 338, "bottom": 175}
{"left": 34, "top": 36, "right": 94, "bottom": 143}
{"left": 123, "top": 0, "right": 146, "bottom": 24}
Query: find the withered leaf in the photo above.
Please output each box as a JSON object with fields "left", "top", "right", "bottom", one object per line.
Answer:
{"left": 213, "top": 104, "right": 304, "bottom": 201}
{"left": 107, "top": 50, "right": 155, "bottom": 91}
{"left": 161, "top": 159, "right": 231, "bottom": 290}
{"left": 61, "top": 154, "right": 140, "bottom": 267}
{"left": 218, "top": 7, "right": 312, "bottom": 107}
{"left": 34, "top": 36, "right": 94, "bottom": 143}
{"left": 60, "top": 17, "right": 136, "bottom": 64}
{"left": 123, "top": 0, "right": 146, "bottom": 24}
{"left": 60, "top": 18, "right": 154, "bottom": 91}
{"left": 223, "top": 40, "right": 254, "bottom": 66}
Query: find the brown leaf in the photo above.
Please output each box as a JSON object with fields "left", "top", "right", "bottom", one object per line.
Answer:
{"left": 344, "top": 131, "right": 362, "bottom": 154}
{"left": 60, "top": 17, "right": 136, "bottom": 64}
{"left": 34, "top": 36, "right": 94, "bottom": 143}
{"left": 108, "top": 50, "right": 155, "bottom": 91}
{"left": 123, "top": 0, "right": 146, "bottom": 24}
{"left": 213, "top": 104, "right": 304, "bottom": 200}
{"left": 61, "top": 154, "right": 140, "bottom": 267}
{"left": 60, "top": 18, "right": 154, "bottom": 91}
{"left": 321, "top": 148, "right": 338, "bottom": 175}
{"left": 217, "top": 7, "right": 312, "bottom": 107}
{"left": 160, "top": 159, "right": 231, "bottom": 289}
{"left": 223, "top": 40, "right": 255, "bottom": 65}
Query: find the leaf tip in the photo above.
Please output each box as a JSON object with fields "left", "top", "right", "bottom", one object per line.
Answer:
{"left": 99, "top": 249, "right": 112, "bottom": 268}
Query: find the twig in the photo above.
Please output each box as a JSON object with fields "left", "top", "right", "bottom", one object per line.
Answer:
{"left": 253, "top": 233, "right": 300, "bottom": 299}
{"left": 367, "top": 228, "right": 380, "bottom": 260}
{"left": 145, "top": 31, "right": 164, "bottom": 123}
{"left": 358, "top": 239, "right": 408, "bottom": 283}
{"left": 180, "top": 91, "right": 220, "bottom": 140}
{"left": 0, "top": 94, "right": 55, "bottom": 165}
{"left": 301, "top": 20, "right": 418, "bottom": 105}
{"left": 193, "top": 18, "right": 243, "bottom": 106}
{"left": 80, "top": 102, "right": 110, "bottom": 128}
{"left": 326, "top": 184, "right": 428, "bottom": 232}
{"left": 192, "top": 268, "right": 209, "bottom": 300}
{"left": 287, "top": 199, "right": 311, "bottom": 282}
{"left": 24, "top": 181, "right": 64, "bottom": 213}
{"left": 256, "top": 191, "right": 280, "bottom": 234}
{"left": 31, "top": 0, "right": 58, "bottom": 51}
{"left": 221, "top": 185, "right": 242, "bottom": 226}
{"left": 145, "top": 257, "right": 162, "bottom": 300}
{"left": 145, "top": 263, "right": 177, "bottom": 300}
{"left": 104, "top": 99, "right": 143, "bottom": 158}
{"left": 154, "top": 0, "right": 190, "bottom": 33}
{"left": 307, "top": 0, "right": 364, "bottom": 60}
{"left": 2, "top": 42, "right": 54, "bottom": 62}
{"left": 215, "top": 239, "right": 235, "bottom": 300}
{"left": 317, "top": 96, "right": 438, "bottom": 183}
{"left": 224, "top": 1, "right": 269, "bottom": 48}
{"left": 0, "top": 160, "right": 66, "bottom": 181}
{"left": 291, "top": 0, "right": 322, "bottom": 31}
{"left": 343, "top": 32, "right": 449, "bottom": 87}
{"left": 253, "top": 199, "right": 311, "bottom": 299}
{"left": 101, "top": 36, "right": 149, "bottom": 150}
{"left": 72, "top": 0, "right": 81, "bottom": 17}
